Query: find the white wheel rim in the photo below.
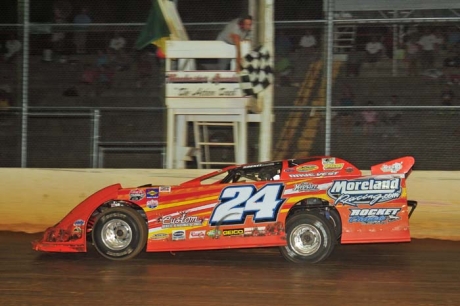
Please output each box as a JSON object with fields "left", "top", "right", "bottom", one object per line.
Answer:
{"left": 289, "top": 224, "right": 322, "bottom": 256}
{"left": 101, "top": 219, "right": 133, "bottom": 250}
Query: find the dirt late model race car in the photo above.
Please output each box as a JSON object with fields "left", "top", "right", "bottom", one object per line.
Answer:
{"left": 33, "top": 156, "right": 417, "bottom": 263}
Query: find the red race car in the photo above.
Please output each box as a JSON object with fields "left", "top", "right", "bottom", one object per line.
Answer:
{"left": 33, "top": 156, "right": 417, "bottom": 263}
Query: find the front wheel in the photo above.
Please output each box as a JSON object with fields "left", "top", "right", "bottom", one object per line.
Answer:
{"left": 280, "top": 212, "right": 335, "bottom": 264}
{"left": 92, "top": 207, "right": 147, "bottom": 260}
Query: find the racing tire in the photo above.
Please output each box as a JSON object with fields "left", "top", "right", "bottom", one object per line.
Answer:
{"left": 280, "top": 212, "right": 335, "bottom": 264}
{"left": 326, "top": 209, "right": 342, "bottom": 241}
{"left": 92, "top": 207, "right": 147, "bottom": 260}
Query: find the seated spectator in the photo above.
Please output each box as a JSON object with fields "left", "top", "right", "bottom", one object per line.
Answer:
{"left": 109, "top": 33, "right": 126, "bottom": 53}
{"left": 4, "top": 35, "right": 22, "bottom": 63}
{"left": 418, "top": 28, "right": 438, "bottom": 70}
{"left": 365, "top": 36, "right": 384, "bottom": 63}
{"left": 298, "top": 29, "right": 317, "bottom": 58}
{"left": 274, "top": 54, "right": 298, "bottom": 87}
{"left": 361, "top": 101, "right": 379, "bottom": 135}
{"left": 108, "top": 33, "right": 129, "bottom": 70}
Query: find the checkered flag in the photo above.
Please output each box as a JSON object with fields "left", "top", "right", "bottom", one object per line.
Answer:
{"left": 240, "top": 45, "right": 273, "bottom": 97}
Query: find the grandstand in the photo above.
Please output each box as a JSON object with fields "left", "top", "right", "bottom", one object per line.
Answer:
{"left": 1, "top": 0, "right": 459, "bottom": 170}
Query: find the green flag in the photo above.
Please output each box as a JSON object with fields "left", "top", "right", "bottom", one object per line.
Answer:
{"left": 135, "top": 0, "right": 171, "bottom": 51}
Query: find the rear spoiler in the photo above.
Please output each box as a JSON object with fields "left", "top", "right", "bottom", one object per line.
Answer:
{"left": 371, "top": 156, "right": 415, "bottom": 176}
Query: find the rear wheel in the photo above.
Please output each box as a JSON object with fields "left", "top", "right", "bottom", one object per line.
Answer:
{"left": 280, "top": 212, "right": 335, "bottom": 264}
{"left": 92, "top": 207, "right": 147, "bottom": 260}
{"left": 326, "top": 209, "right": 342, "bottom": 241}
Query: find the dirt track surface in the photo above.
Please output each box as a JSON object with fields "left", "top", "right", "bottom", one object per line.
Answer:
{"left": 1, "top": 232, "right": 460, "bottom": 306}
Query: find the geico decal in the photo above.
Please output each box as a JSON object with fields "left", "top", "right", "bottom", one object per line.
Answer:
{"left": 222, "top": 229, "right": 244, "bottom": 236}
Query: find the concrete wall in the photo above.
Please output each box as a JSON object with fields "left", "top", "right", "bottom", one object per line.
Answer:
{"left": 1, "top": 169, "right": 459, "bottom": 240}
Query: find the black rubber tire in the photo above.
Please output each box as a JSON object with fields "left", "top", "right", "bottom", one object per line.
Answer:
{"left": 280, "top": 212, "right": 335, "bottom": 264}
{"left": 92, "top": 207, "right": 147, "bottom": 260}
{"left": 327, "top": 209, "right": 342, "bottom": 241}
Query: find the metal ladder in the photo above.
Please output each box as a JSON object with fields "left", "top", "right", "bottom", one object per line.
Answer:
{"left": 193, "top": 121, "right": 238, "bottom": 169}
{"left": 333, "top": 25, "right": 357, "bottom": 53}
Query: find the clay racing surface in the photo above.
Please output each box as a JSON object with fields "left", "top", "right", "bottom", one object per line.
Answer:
{"left": 1, "top": 232, "right": 459, "bottom": 306}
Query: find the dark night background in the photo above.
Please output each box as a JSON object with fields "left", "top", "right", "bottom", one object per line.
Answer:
{"left": 0, "top": 0, "right": 323, "bottom": 23}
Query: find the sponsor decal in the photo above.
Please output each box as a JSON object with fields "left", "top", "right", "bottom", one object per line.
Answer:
{"left": 296, "top": 165, "right": 318, "bottom": 172}
{"left": 380, "top": 162, "right": 403, "bottom": 174}
{"left": 161, "top": 211, "right": 204, "bottom": 228}
{"left": 346, "top": 167, "right": 354, "bottom": 173}
{"left": 73, "top": 219, "right": 85, "bottom": 227}
{"left": 244, "top": 227, "right": 266, "bottom": 237}
{"left": 129, "top": 189, "right": 145, "bottom": 201}
{"left": 222, "top": 228, "right": 244, "bottom": 237}
{"left": 151, "top": 233, "right": 169, "bottom": 240}
{"left": 146, "top": 188, "right": 159, "bottom": 199}
{"left": 289, "top": 171, "right": 338, "bottom": 178}
{"left": 146, "top": 200, "right": 158, "bottom": 209}
{"left": 159, "top": 186, "right": 171, "bottom": 193}
{"left": 322, "top": 157, "right": 336, "bottom": 164}
{"left": 189, "top": 230, "right": 206, "bottom": 239}
{"left": 172, "top": 230, "right": 186, "bottom": 241}
{"left": 349, "top": 208, "right": 401, "bottom": 224}
{"left": 328, "top": 178, "right": 402, "bottom": 206}
{"left": 207, "top": 229, "right": 221, "bottom": 238}
{"left": 322, "top": 158, "right": 344, "bottom": 170}
{"left": 323, "top": 163, "right": 344, "bottom": 170}
{"left": 293, "top": 182, "right": 318, "bottom": 192}
{"left": 266, "top": 222, "right": 284, "bottom": 236}
{"left": 284, "top": 168, "right": 294, "bottom": 172}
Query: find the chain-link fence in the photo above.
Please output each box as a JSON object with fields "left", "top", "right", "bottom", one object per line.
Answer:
{"left": 1, "top": 0, "right": 459, "bottom": 169}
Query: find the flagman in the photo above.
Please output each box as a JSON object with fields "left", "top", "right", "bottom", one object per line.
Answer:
{"left": 216, "top": 15, "right": 253, "bottom": 72}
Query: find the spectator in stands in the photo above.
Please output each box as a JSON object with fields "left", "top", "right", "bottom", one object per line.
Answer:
{"left": 418, "top": 28, "right": 439, "bottom": 71}
{"left": 361, "top": 101, "right": 379, "bottom": 135}
{"left": 216, "top": 15, "right": 253, "bottom": 71}
{"left": 383, "top": 95, "right": 402, "bottom": 138}
{"left": 274, "top": 52, "right": 298, "bottom": 87}
{"left": 73, "top": 7, "right": 92, "bottom": 54}
{"left": 3, "top": 34, "right": 21, "bottom": 63}
{"left": 346, "top": 45, "right": 365, "bottom": 77}
{"left": 405, "top": 36, "right": 420, "bottom": 76}
{"left": 365, "top": 36, "right": 384, "bottom": 63}
{"left": 109, "top": 32, "right": 129, "bottom": 71}
{"left": 298, "top": 29, "right": 317, "bottom": 58}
